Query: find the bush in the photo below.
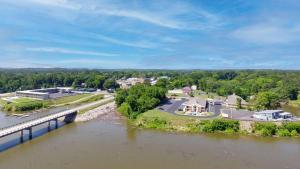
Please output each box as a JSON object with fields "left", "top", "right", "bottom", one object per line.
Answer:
{"left": 256, "top": 128, "right": 273, "bottom": 137}
{"left": 201, "top": 119, "right": 239, "bottom": 133}
{"left": 276, "top": 129, "right": 291, "bottom": 137}
{"left": 4, "top": 101, "right": 44, "bottom": 112}
{"left": 290, "top": 130, "right": 298, "bottom": 137}
{"left": 140, "top": 117, "right": 168, "bottom": 129}
{"left": 281, "top": 122, "right": 300, "bottom": 133}
{"left": 253, "top": 122, "right": 277, "bottom": 136}
{"left": 224, "top": 128, "right": 235, "bottom": 134}
{"left": 117, "top": 103, "right": 132, "bottom": 118}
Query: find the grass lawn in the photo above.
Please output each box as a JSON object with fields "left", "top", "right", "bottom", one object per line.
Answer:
{"left": 46, "top": 93, "right": 92, "bottom": 106}
{"left": 1, "top": 93, "right": 104, "bottom": 112}
{"left": 134, "top": 109, "right": 198, "bottom": 132}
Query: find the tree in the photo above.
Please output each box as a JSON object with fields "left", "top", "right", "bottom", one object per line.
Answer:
{"left": 254, "top": 92, "right": 281, "bottom": 110}
{"left": 103, "top": 79, "right": 119, "bottom": 89}
{"left": 155, "top": 78, "right": 169, "bottom": 89}
{"left": 117, "top": 103, "right": 132, "bottom": 118}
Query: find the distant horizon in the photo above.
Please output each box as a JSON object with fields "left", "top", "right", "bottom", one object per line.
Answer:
{"left": 1, "top": 67, "right": 300, "bottom": 72}
{"left": 1, "top": 0, "right": 300, "bottom": 69}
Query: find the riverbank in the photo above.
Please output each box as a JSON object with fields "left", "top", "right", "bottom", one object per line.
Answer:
{"left": 75, "top": 102, "right": 116, "bottom": 122}
{"left": 129, "top": 109, "right": 300, "bottom": 137}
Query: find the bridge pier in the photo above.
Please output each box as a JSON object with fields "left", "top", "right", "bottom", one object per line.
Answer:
{"left": 55, "top": 118, "right": 58, "bottom": 129}
{"left": 28, "top": 128, "right": 32, "bottom": 140}
{"left": 48, "top": 121, "right": 51, "bottom": 131}
{"left": 20, "top": 130, "right": 24, "bottom": 143}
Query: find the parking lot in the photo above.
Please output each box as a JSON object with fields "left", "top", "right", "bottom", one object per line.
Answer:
{"left": 157, "top": 98, "right": 221, "bottom": 118}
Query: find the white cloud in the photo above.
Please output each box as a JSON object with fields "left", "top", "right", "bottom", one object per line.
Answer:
{"left": 95, "top": 34, "right": 157, "bottom": 49}
{"left": 231, "top": 23, "right": 300, "bottom": 44}
{"left": 26, "top": 47, "right": 118, "bottom": 57}
{"left": 10, "top": 0, "right": 221, "bottom": 30}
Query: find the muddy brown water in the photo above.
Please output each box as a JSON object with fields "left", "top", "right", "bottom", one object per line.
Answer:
{"left": 0, "top": 111, "right": 299, "bottom": 169}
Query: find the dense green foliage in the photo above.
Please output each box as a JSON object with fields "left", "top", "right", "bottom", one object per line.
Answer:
{"left": 116, "top": 84, "right": 166, "bottom": 119}
{"left": 4, "top": 100, "right": 45, "bottom": 112}
{"left": 198, "top": 119, "right": 240, "bottom": 133}
{"left": 254, "top": 92, "right": 281, "bottom": 110}
{"left": 253, "top": 122, "right": 300, "bottom": 137}
{"left": 1, "top": 69, "right": 300, "bottom": 111}
{"left": 1, "top": 94, "right": 104, "bottom": 112}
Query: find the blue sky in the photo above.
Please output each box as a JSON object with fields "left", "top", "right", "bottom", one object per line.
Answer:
{"left": 0, "top": 0, "right": 300, "bottom": 69}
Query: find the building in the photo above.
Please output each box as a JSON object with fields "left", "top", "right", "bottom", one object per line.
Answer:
{"left": 253, "top": 110, "right": 292, "bottom": 121}
{"left": 16, "top": 87, "right": 73, "bottom": 100}
{"left": 191, "top": 85, "right": 197, "bottom": 91}
{"left": 182, "top": 98, "right": 207, "bottom": 114}
{"left": 225, "top": 94, "right": 248, "bottom": 108}
{"left": 116, "top": 78, "right": 145, "bottom": 89}
{"left": 182, "top": 86, "right": 192, "bottom": 95}
{"left": 168, "top": 89, "right": 183, "bottom": 95}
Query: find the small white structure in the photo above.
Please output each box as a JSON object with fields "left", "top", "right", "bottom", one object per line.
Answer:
{"left": 253, "top": 110, "right": 292, "bottom": 121}
{"left": 168, "top": 89, "right": 183, "bottom": 95}
{"left": 191, "top": 85, "right": 197, "bottom": 91}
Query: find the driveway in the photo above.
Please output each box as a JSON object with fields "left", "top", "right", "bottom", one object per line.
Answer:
{"left": 157, "top": 98, "right": 221, "bottom": 119}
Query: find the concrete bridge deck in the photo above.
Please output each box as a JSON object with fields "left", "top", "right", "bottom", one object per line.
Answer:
{"left": 0, "top": 96, "right": 114, "bottom": 141}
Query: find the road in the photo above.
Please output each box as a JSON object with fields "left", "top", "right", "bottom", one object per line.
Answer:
{"left": 0, "top": 95, "right": 115, "bottom": 129}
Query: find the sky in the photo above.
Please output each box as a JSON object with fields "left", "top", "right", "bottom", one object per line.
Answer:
{"left": 0, "top": 0, "right": 300, "bottom": 69}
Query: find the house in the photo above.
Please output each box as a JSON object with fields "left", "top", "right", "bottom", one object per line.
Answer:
{"left": 116, "top": 78, "right": 145, "bottom": 89}
{"left": 182, "top": 86, "right": 192, "bottom": 95}
{"left": 225, "top": 94, "right": 248, "bottom": 108}
{"left": 253, "top": 110, "right": 292, "bottom": 121}
{"left": 191, "top": 85, "right": 197, "bottom": 91}
{"left": 182, "top": 98, "right": 207, "bottom": 114}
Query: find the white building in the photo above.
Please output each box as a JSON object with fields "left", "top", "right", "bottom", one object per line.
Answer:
{"left": 253, "top": 110, "right": 292, "bottom": 121}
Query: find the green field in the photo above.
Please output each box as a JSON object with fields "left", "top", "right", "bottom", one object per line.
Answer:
{"left": 3, "top": 98, "right": 45, "bottom": 112}
{"left": 0, "top": 93, "right": 104, "bottom": 113}
{"left": 45, "top": 93, "right": 92, "bottom": 106}
{"left": 134, "top": 109, "right": 198, "bottom": 132}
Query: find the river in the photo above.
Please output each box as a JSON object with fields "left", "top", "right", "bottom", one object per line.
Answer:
{"left": 0, "top": 110, "right": 299, "bottom": 169}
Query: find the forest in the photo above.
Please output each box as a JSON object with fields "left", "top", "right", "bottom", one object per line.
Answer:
{"left": 0, "top": 69, "right": 299, "bottom": 105}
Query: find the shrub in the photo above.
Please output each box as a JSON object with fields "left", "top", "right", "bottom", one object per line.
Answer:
{"left": 256, "top": 128, "right": 273, "bottom": 137}
{"left": 201, "top": 119, "right": 239, "bottom": 133}
{"left": 117, "top": 103, "right": 132, "bottom": 118}
{"left": 224, "top": 128, "right": 235, "bottom": 134}
{"left": 253, "top": 122, "right": 277, "bottom": 136}
{"left": 276, "top": 129, "right": 291, "bottom": 137}
{"left": 281, "top": 122, "right": 300, "bottom": 133}
{"left": 4, "top": 101, "right": 44, "bottom": 112}
{"left": 290, "top": 130, "right": 298, "bottom": 137}
{"left": 141, "top": 117, "right": 168, "bottom": 129}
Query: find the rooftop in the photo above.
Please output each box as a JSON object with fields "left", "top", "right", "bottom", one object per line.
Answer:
{"left": 255, "top": 110, "right": 284, "bottom": 114}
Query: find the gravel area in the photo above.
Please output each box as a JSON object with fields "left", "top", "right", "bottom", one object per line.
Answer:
{"left": 75, "top": 102, "right": 116, "bottom": 122}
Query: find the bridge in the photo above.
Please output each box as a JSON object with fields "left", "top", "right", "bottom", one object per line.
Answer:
{"left": 0, "top": 96, "right": 114, "bottom": 143}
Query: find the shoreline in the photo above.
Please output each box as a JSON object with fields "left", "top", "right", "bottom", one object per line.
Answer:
{"left": 75, "top": 102, "right": 117, "bottom": 122}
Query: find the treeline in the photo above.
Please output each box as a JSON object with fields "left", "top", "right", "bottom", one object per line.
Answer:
{"left": 116, "top": 84, "right": 167, "bottom": 119}
{"left": 1, "top": 69, "right": 300, "bottom": 105}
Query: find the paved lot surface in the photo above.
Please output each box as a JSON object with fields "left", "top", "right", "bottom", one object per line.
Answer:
{"left": 221, "top": 109, "right": 254, "bottom": 120}
{"left": 157, "top": 99, "right": 221, "bottom": 118}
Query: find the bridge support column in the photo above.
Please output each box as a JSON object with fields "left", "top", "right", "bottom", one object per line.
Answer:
{"left": 20, "top": 130, "right": 24, "bottom": 143}
{"left": 48, "top": 121, "right": 51, "bottom": 131}
{"left": 55, "top": 119, "right": 58, "bottom": 129}
{"left": 28, "top": 127, "right": 32, "bottom": 140}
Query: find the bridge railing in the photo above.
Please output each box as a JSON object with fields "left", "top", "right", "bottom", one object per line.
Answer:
{"left": 0, "top": 109, "right": 70, "bottom": 131}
